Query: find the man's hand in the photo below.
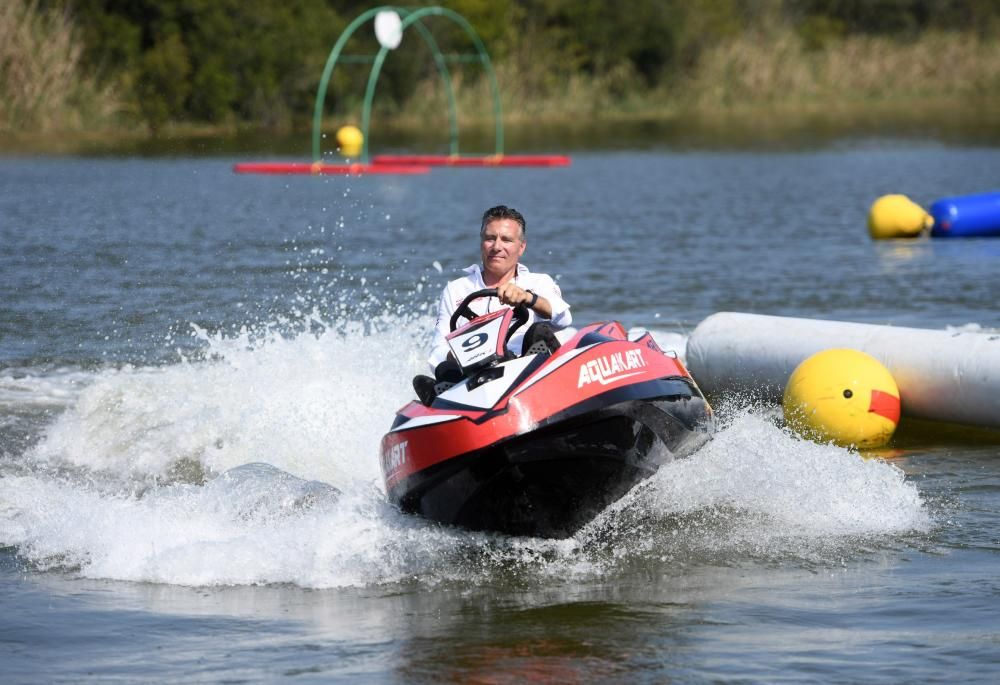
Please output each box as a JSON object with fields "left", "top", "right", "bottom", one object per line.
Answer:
{"left": 496, "top": 282, "right": 553, "bottom": 318}
{"left": 496, "top": 282, "right": 532, "bottom": 307}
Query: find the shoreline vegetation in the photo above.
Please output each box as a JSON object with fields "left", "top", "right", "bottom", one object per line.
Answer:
{"left": 3, "top": 1, "right": 1000, "bottom": 154}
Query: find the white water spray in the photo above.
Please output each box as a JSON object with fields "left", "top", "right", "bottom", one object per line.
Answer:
{"left": 0, "top": 325, "right": 930, "bottom": 588}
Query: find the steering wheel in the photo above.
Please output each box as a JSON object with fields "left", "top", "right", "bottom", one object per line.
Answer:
{"left": 449, "top": 288, "right": 530, "bottom": 345}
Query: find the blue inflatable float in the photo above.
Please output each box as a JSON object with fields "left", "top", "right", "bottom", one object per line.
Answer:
{"left": 869, "top": 191, "right": 1000, "bottom": 239}
{"left": 929, "top": 191, "right": 1000, "bottom": 238}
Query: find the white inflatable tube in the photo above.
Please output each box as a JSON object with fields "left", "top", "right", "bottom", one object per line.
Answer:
{"left": 686, "top": 312, "right": 1000, "bottom": 429}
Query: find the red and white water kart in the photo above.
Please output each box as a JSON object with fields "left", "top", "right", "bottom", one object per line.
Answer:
{"left": 380, "top": 289, "right": 714, "bottom": 538}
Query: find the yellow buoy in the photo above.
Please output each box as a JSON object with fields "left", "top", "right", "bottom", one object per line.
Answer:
{"left": 335, "top": 125, "right": 363, "bottom": 157}
{"left": 868, "top": 194, "right": 932, "bottom": 239}
{"left": 783, "top": 348, "right": 901, "bottom": 448}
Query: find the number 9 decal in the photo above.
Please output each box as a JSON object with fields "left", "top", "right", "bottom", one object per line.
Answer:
{"left": 462, "top": 333, "right": 488, "bottom": 350}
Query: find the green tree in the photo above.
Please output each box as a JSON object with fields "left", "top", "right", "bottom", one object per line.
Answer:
{"left": 68, "top": 0, "right": 344, "bottom": 127}
{"left": 136, "top": 32, "right": 191, "bottom": 129}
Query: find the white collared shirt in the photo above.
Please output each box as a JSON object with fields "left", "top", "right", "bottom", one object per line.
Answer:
{"left": 428, "top": 263, "right": 572, "bottom": 369}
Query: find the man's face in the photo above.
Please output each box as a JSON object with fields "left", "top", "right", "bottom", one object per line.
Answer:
{"left": 480, "top": 218, "right": 526, "bottom": 278}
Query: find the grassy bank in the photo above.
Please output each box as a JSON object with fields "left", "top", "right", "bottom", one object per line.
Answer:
{"left": 7, "top": 96, "right": 999, "bottom": 158}
{"left": 3, "top": 1, "right": 999, "bottom": 154}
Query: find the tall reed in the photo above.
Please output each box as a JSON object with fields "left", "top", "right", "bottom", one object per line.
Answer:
{"left": 681, "top": 27, "right": 1000, "bottom": 110}
{"left": 0, "top": 0, "right": 119, "bottom": 133}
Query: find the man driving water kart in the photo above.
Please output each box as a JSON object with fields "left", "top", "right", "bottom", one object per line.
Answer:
{"left": 416, "top": 205, "right": 572, "bottom": 404}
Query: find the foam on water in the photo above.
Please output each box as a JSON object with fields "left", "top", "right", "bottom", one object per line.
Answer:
{"left": 0, "top": 367, "right": 93, "bottom": 410}
{"left": 580, "top": 409, "right": 930, "bottom": 565}
{"left": 0, "top": 461, "right": 585, "bottom": 587}
{"left": 0, "top": 322, "right": 930, "bottom": 588}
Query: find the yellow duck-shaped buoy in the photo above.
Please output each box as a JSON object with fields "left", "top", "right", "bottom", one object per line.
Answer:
{"left": 783, "top": 348, "right": 901, "bottom": 448}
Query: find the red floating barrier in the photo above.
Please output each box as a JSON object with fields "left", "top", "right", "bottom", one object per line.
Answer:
{"left": 371, "top": 154, "right": 571, "bottom": 168}
{"left": 233, "top": 162, "right": 431, "bottom": 175}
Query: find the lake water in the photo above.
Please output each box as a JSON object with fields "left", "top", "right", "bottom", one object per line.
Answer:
{"left": 1, "top": 144, "right": 999, "bottom": 683}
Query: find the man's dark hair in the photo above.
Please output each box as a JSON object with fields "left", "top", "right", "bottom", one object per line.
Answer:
{"left": 480, "top": 205, "right": 526, "bottom": 239}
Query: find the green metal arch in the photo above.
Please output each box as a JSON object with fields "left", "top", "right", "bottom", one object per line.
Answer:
{"left": 311, "top": 5, "right": 504, "bottom": 164}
